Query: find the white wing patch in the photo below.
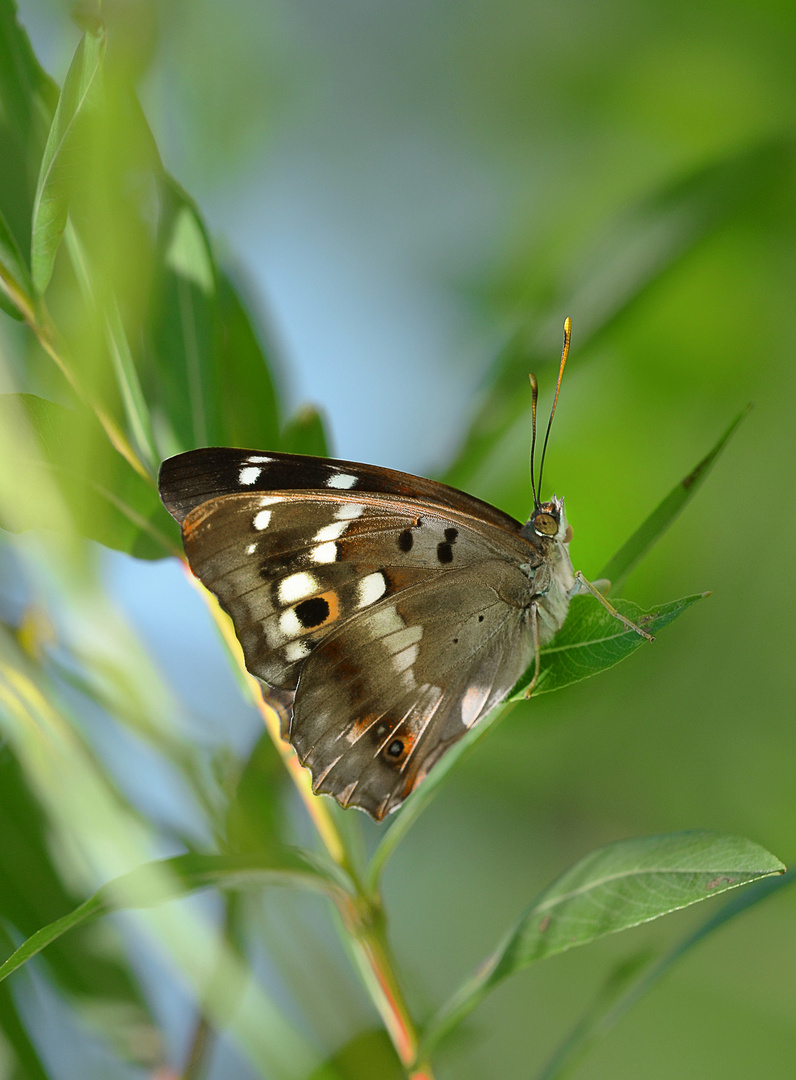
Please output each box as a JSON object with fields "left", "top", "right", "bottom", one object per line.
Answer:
{"left": 278, "top": 571, "right": 322, "bottom": 605}
{"left": 239, "top": 466, "right": 261, "bottom": 485}
{"left": 253, "top": 509, "right": 272, "bottom": 530}
{"left": 285, "top": 639, "right": 311, "bottom": 662}
{"left": 313, "top": 521, "right": 349, "bottom": 542}
{"left": 334, "top": 502, "right": 364, "bottom": 520}
{"left": 310, "top": 542, "right": 338, "bottom": 564}
{"left": 327, "top": 473, "right": 358, "bottom": 489}
{"left": 356, "top": 571, "right": 387, "bottom": 608}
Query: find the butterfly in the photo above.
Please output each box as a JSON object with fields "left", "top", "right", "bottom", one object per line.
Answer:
{"left": 158, "top": 319, "right": 652, "bottom": 820}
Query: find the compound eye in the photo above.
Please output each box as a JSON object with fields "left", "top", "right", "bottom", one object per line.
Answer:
{"left": 534, "top": 512, "right": 558, "bottom": 536}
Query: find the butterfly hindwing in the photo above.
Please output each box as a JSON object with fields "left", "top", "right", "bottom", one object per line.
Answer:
{"left": 290, "top": 562, "right": 538, "bottom": 818}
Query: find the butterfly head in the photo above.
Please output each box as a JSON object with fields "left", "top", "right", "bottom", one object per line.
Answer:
{"left": 524, "top": 495, "right": 573, "bottom": 547}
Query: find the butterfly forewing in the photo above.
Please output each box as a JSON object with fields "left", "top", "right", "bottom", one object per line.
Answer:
{"left": 180, "top": 489, "right": 538, "bottom": 695}
{"left": 160, "top": 448, "right": 524, "bottom": 533}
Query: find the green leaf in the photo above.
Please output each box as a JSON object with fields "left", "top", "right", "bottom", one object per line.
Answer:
{"left": 0, "top": 850, "right": 348, "bottom": 986}
{"left": 225, "top": 731, "right": 289, "bottom": 856}
{"left": 536, "top": 867, "right": 796, "bottom": 1080}
{"left": 151, "top": 178, "right": 283, "bottom": 453}
{"left": 0, "top": 393, "right": 177, "bottom": 558}
{"left": 0, "top": 745, "right": 153, "bottom": 1013}
{"left": 598, "top": 405, "right": 751, "bottom": 592}
{"left": 511, "top": 593, "right": 704, "bottom": 699}
{"left": 0, "top": 0, "right": 58, "bottom": 213}
{"left": 281, "top": 403, "right": 331, "bottom": 457}
{"left": 420, "top": 831, "right": 785, "bottom": 1056}
{"left": 0, "top": 203, "right": 33, "bottom": 319}
{"left": 215, "top": 269, "right": 282, "bottom": 449}
{"left": 304, "top": 1030, "right": 404, "bottom": 1080}
{"left": 30, "top": 25, "right": 106, "bottom": 294}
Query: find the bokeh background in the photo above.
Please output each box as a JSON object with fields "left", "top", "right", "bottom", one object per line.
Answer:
{"left": 2, "top": 0, "right": 795, "bottom": 1077}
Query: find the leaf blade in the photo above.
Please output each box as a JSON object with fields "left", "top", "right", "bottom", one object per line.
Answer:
{"left": 598, "top": 405, "right": 751, "bottom": 592}
{"left": 421, "top": 832, "right": 785, "bottom": 1056}
{"left": 30, "top": 26, "right": 106, "bottom": 294}
{"left": 0, "top": 850, "right": 346, "bottom": 986}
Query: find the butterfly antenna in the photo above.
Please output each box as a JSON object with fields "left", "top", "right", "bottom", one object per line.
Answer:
{"left": 528, "top": 372, "right": 540, "bottom": 509}
{"left": 537, "top": 316, "right": 571, "bottom": 499}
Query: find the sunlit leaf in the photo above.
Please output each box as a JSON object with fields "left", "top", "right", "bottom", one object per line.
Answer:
{"left": 598, "top": 406, "right": 751, "bottom": 591}
{"left": 420, "top": 832, "right": 785, "bottom": 1055}
{"left": 30, "top": 26, "right": 106, "bottom": 294}
{"left": 150, "top": 178, "right": 284, "bottom": 454}
{"left": 0, "top": 393, "right": 176, "bottom": 558}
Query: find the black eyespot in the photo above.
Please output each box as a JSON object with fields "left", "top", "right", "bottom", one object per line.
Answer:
{"left": 478, "top": 614, "right": 484, "bottom": 622}
{"left": 437, "top": 542, "right": 453, "bottom": 564}
{"left": 386, "top": 738, "right": 404, "bottom": 758}
{"left": 444, "top": 527, "right": 458, "bottom": 543}
{"left": 398, "top": 529, "right": 413, "bottom": 552}
{"left": 294, "top": 596, "right": 330, "bottom": 629}
{"left": 452, "top": 637, "right": 459, "bottom": 644}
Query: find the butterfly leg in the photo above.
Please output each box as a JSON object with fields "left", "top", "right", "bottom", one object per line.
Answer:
{"left": 523, "top": 602, "right": 542, "bottom": 699}
{"left": 574, "top": 572, "right": 655, "bottom": 642}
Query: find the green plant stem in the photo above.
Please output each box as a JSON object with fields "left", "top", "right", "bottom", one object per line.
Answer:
{"left": 203, "top": 584, "right": 432, "bottom": 1077}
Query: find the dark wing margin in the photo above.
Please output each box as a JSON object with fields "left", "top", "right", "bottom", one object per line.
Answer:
{"left": 158, "top": 447, "right": 524, "bottom": 534}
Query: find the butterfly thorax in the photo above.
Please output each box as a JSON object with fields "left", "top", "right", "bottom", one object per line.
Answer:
{"left": 519, "top": 496, "right": 576, "bottom": 643}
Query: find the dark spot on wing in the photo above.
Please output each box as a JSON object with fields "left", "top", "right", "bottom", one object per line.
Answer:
{"left": 444, "top": 528, "right": 458, "bottom": 543}
{"left": 386, "top": 738, "right": 404, "bottom": 758}
{"left": 398, "top": 529, "right": 413, "bottom": 552}
{"left": 295, "top": 596, "right": 330, "bottom": 629}
{"left": 437, "top": 542, "right": 454, "bottom": 564}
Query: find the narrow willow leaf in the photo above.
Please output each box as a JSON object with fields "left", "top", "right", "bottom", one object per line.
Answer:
{"left": 0, "top": 0, "right": 58, "bottom": 180}
{"left": 511, "top": 593, "right": 704, "bottom": 698}
{"left": 536, "top": 867, "right": 796, "bottom": 1080}
{"left": 64, "top": 218, "right": 158, "bottom": 473}
{"left": 30, "top": 26, "right": 106, "bottom": 294}
{"left": 0, "top": 746, "right": 151, "bottom": 1013}
{"left": 0, "top": 930, "right": 51, "bottom": 1080}
{"left": 149, "top": 179, "right": 286, "bottom": 453}
{"left": 281, "top": 404, "right": 331, "bottom": 458}
{"left": 0, "top": 851, "right": 347, "bottom": 986}
{"left": 420, "top": 832, "right": 785, "bottom": 1055}
{"left": 0, "top": 205, "right": 33, "bottom": 320}
{"left": 598, "top": 405, "right": 751, "bottom": 592}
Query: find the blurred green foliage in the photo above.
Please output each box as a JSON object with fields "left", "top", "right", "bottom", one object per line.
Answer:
{"left": 0, "top": 1, "right": 794, "bottom": 1079}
